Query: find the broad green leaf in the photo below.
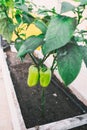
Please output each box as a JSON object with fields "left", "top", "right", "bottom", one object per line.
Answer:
{"left": 22, "top": 12, "right": 35, "bottom": 24}
{"left": 33, "top": 20, "right": 47, "bottom": 34}
{"left": 42, "top": 15, "right": 77, "bottom": 55}
{"left": 0, "top": 19, "right": 6, "bottom": 34}
{"left": 15, "top": 4, "right": 28, "bottom": 13}
{"left": 79, "top": 45, "right": 87, "bottom": 67}
{"left": 17, "top": 34, "right": 44, "bottom": 57}
{"left": 15, "top": 38, "right": 23, "bottom": 51}
{"left": 61, "top": 2, "right": 75, "bottom": 14}
{"left": 0, "top": 18, "right": 14, "bottom": 43}
{"left": 57, "top": 43, "right": 82, "bottom": 85}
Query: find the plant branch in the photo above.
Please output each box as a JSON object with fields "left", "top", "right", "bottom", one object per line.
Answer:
{"left": 51, "top": 54, "right": 57, "bottom": 72}
{"left": 39, "top": 53, "right": 51, "bottom": 67}
{"left": 41, "top": 88, "right": 45, "bottom": 117}
{"left": 29, "top": 53, "right": 38, "bottom": 66}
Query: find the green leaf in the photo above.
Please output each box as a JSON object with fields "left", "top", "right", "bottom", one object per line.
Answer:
{"left": 0, "top": 12, "right": 6, "bottom": 19}
{"left": 73, "top": 0, "right": 80, "bottom": 2}
{"left": 57, "top": 43, "right": 82, "bottom": 85}
{"left": 22, "top": 12, "right": 35, "bottom": 24}
{"left": 33, "top": 20, "right": 47, "bottom": 34}
{"left": 15, "top": 0, "right": 25, "bottom": 4}
{"left": 0, "top": 19, "right": 6, "bottom": 34}
{"left": 0, "top": 18, "right": 14, "bottom": 43}
{"left": 37, "top": 8, "right": 50, "bottom": 16}
{"left": 21, "top": 0, "right": 25, "bottom": 4}
{"left": 15, "top": 38, "right": 23, "bottom": 51}
{"left": 42, "top": 15, "right": 77, "bottom": 55}
{"left": 15, "top": 14, "right": 22, "bottom": 23}
{"left": 0, "top": 0, "right": 3, "bottom": 5}
{"left": 15, "top": 4, "right": 28, "bottom": 13}
{"left": 42, "top": 15, "right": 51, "bottom": 25}
{"left": 80, "top": 0, "right": 87, "bottom": 5}
{"left": 79, "top": 45, "right": 87, "bottom": 67}
{"left": 5, "top": 0, "right": 14, "bottom": 8}
{"left": 73, "top": 0, "right": 87, "bottom": 4}
{"left": 61, "top": 2, "right": 75, "bottom": 13}
{"left": 17, "top": 34, "right": 44, "bottom": 57}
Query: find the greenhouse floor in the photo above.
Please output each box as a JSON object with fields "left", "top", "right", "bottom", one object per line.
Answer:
{"left": 0, "top": 63, "right": 13, "bottom": 130}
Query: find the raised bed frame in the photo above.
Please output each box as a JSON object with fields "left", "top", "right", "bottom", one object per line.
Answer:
{"left": 0, "top": 47, "right": 87, "bottom": 130}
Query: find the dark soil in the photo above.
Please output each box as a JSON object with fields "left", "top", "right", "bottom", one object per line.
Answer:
{"left": 6, "top": 50, "right": 87, "bottom": 129}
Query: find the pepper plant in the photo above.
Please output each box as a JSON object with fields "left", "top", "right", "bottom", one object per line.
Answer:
{"left": 0, "top": 0, "right": 87, "bottom": 115}
{"left": 18, "top": 0, "right": 87, "bottom": 86}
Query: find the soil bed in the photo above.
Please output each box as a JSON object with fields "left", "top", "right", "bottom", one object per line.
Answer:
{"left": 6, "top": 50, "right": 87, "bottom": 129}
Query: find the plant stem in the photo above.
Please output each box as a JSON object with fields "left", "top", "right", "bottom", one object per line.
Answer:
{"left": 76, "top": 5, "right": 85, "bottom": 24}
{"left": 51, "top": 55, "right": 57, "bottom": 72}
{"left": 39, "top": 53, "right": 51, "bottom": 67}
{"left": 29, "top": 53, "right": 38, "bottom": 66}
{"left": 14, "top": 30, "right": 21, "bottom": 39}
{"left": 41, "top": 88, "right": 45, "bottom": 117}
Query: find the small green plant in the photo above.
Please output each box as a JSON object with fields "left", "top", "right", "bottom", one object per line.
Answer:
{"left": 0, "top": 0, "right": 87, "bottom": 115}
